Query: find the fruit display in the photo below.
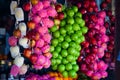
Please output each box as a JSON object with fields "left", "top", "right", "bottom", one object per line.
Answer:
{"left": 50, "top": 4, "right": 88, "bottom": 78}
{"left": 0, "top": 0, "right": 115, "bottom": 80}
{"left": 75, "top": 0, "right": 112, "bottom": 80}
{"left": 8, "top": 0, "right": 57, "bottom": 77}
{"left": 100, "top": 0, "right": 115, "bottom": 70}
{"left": 25, "top": 72, "right": 77, "bottom": 80}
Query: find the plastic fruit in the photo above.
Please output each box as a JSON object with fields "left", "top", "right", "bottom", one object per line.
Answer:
{"left": 27, "top": 21, "right": 36, "bottom": 29}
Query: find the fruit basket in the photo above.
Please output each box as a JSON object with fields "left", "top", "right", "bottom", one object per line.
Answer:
{"left": 0, "top": 0, "right": 115, "bottom": 80}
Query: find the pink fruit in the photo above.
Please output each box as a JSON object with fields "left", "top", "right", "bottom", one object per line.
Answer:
{"left": 33, "top": 2, "right": 43, "bottom": 11}
{"left": 8, "top": 36, "right": 17, "bottom": 46}
{"left": 42, "top": 33, "right": 51, "bottom": 43}
{"left": 98, "top": 11, "right": 106, "bottom": 19}
{"left": 41, "top": 18, "right": 54, "bottom": 28}
{"left": 35, "top": 39, "right": 44, "bottom": 48}
{"left": 97, "top": 18, "right": 104, "bottom": 25}
{"left": 44, "top": 52, "right": 52, "bottom": 59}
{"left": 34, "top": 64, "right": 43, "bottom": 70}
{"left": 100, "top": 71, "right": 108, "bottom": 78}
{"left": 19, "top": 64, "right": 28, "bottom": 75}
{"left": 37, "top": 26, "right": 48, "bottom": 35}
{"left": 36, "top": 55, "right": 46, "bottom": 65}
{"left": 32, "top": 15, "right": 41, "bottom": 23}
{"left": 10, "top": 65, "right": 20, "bottom": 76}
{"left": 41, "top": 45, "right": 50, "bottom": 53}
{"left": 44, "top": 58, "right": 51, "bottom": 68}
{"left": 38, "top": 10, "right": 48, "bottom": 18}
{"left": 42, "top": 0, "right": 50, "bottom": 8}
{"left": 92, "top": 72, "right": 101, "bottom": 80}
{"left": 47, "top": 6, "right": 57, "bottom": 17}
{"left": 34, "top": 47, "right": 42, "bottom": 54}
{"left": 86, "top": 71, "right": 93, "bottom": 77}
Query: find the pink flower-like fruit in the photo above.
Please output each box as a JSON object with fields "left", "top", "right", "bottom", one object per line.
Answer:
{"left": 10, "top": 65, "right": 20, "bottom": 76}
{"left": 35, "top": 39, "right": 44, "bottom": 48}
{"left": 8, "top": 36, "right": 17, "bottom": 46}
{"left": 41, "top": 45, "right": 50, "bottom": 53}
{"left": 42, "top": 33, "right": 51, "bottom": 43}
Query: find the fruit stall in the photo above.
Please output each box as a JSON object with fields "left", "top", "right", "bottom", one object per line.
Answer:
{"left": 0, "top": 0, "right": 116, "bottom": 80}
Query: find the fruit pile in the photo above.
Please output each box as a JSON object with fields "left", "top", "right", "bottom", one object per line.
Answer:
{"left": 8, "top": 0, "right": 57, "bottom": 76}
{"left": 48, "top": 72, "right": 77, "bottom": 80}
{"left": 100, "top": 0, "right": 115, "bottom": 70}
{"left": 25, "top": 73, "right": 55, "bottom": 80}
{"left": 25, "top": 0, "right": 57, "bottom": 70}
{"left": 75, "top": 0, "right": 110, "bottom": 79}
{"left": 25, "top": 72, "right": 77, "bottom": 80}
{"left": 50, "top": 4, "right": 88, "bottom": 78}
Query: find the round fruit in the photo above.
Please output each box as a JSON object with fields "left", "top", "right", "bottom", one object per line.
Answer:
{"left": 75, "top": 17, "right": 83, "bottom": 24}
{"left": 51, "top": 39, "right": 58, "bottom": 47}
{"left": 81, "top": 26, "right": 88, "bottom": 34}
{"left": 68, "top": 47, "right": 76, "bottom": 55}
{"left": 65, "top": 63, "right": 72, "bottom": 71}
{"left": 67, "top": 55, "right": 74, "bottom": 62}
{"left": 51, "top": 58, "right": 56, "bottom": 65}
{"left": 75, "top": 12, "right": 82, "bottom": 18}
{"left": 50, "top": 46, "right": 54, "bottom": 52}
{"left": 61, "top": 49, "right": 68, "bottom": 57}
{"left": 67, "top": 17, "right": 74, "bottom": 25}
{"left": 56, "top": 59, "right": 61, "bottom": 64}
{"left": 58, "top": 64, "right": 65, "bottom": 72}
{"left": 68, "top": 70, "right": 77, "bottom": 78}
{"left": 71, "top": 34, "right": 78, "bottom": 41}
{"left": 72, "top": 64, "right": 79, "bottom": 71}
{"left": 52, "top": 51, "right": 59, "bottom": 58}
{"left": 60, "top": 20, "right": 66, "bottom": 27}
{"left": 71, "top": 6, "right": 78, "bottom": 13}
{"left": 65, "top": 24, "right": 73, "bottom": 32}
{"left": 53, "top": 30, "right": 60, "bottom": 38}
{"left": 72, "top": 23, "right": 80, "bottom": 31}
{"left": 67, "top": 9, "right": 75, "bottom": 17}
{"left": 55, "top": 46, "right": 61, "bottom": 53}
{"left": 62, "top": 71, "right": 68, "bottom": 77}
{"left": 62, "top": 58, "right": 68, "bottom": 64}
{"left": 50, "top": 25, "right": 58, "bottom": 32}
{"left": 60, "top": 28, "right": 66, "bottom": 35}
{"left": 58, "top": 36, "right": 64, "bottom": 42}
{"left": 61, "top": 41, "right": 69, "bottom": 49}
{"left": 52, "top": 65, "right": 58, "bottom": 70}
{"left": 65, "top": 35, "right": 71, "bottom": 42}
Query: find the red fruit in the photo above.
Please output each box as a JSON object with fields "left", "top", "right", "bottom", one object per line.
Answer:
{"left": 104, "top": 22, "right": 109, "bottom": 29}
{"left": 79, "top": 8, "right": 87, "bottom": 14}
{"left": 23, "top": 48, "right": 32, "bottom": 58}
{"left": 76, "top": 2, "right": 82, "bottom": 8}
{"left": 86, "top": 71, "right": 93, "bottom": 77}
{"left": 110, "top": 15, "right": 115, "bottom": 22}
{"left": 55, "top": 4, "right": 62, "bottom": 12}
{"left": 105, "top": 52, "right": 111, "bottom": 58}
{"left": 23, "top": 2, "right": 31, "bottom": 11}
{"left": 105, "top": 0, "right": 111, "bottom": 3}
{"left": 94, "top": 6, "right": 98, "bottom": 12}
{"left": 30, "top": 54, "right": 38, "bottom": 64}
{"left": 85, "top": 48, "right": 90, "bottom": 53}
{"left": 90, "top": 0, "right": 96, "bottom": 7}
{"left": 100, "top": 2, "right": 107, "bottom": 9}
{"left": 58, "top": 12, "right": 64, "bottom": 20}
{"left": 106, "top": 10, "right": 112, "bottom": 16}
{"left": 87, "top": 7, "right": 93, "bottom": 13}
{"left": 82, "top": 41, "right": 89, "bottom": 48}
{"left": 83, "top": 0, "right": 90, "bottom": 8}
{"left": 90, "top": 14, "right": 97, "bottom": 22}
{"left": 90, "top": 38, "right": 97, "bottom": 45}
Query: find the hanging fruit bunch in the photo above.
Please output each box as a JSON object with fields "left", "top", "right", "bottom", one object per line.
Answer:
{"left": 9, "top": 0, "right": 28, "bottom": 76}
{"left": 75, "top": 0, "right": 109, "bottom": 80}
{"left": 8, "top": 0, "right": 57, "bottom": 77}
{"left": 50, "top": 3, "right": 88, "bottom": 78}
{"left": 100, "top": 0, "right": 115, "bottom": 70}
